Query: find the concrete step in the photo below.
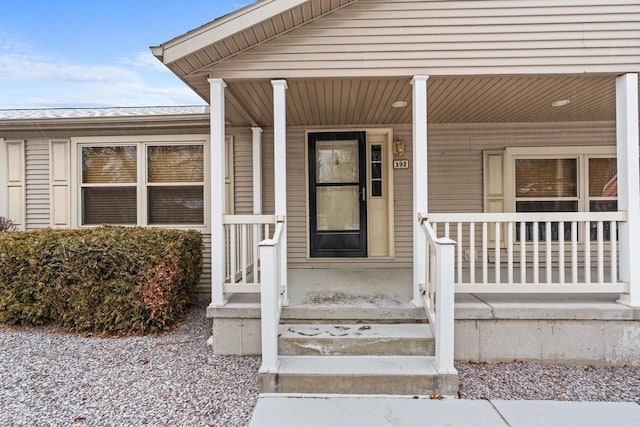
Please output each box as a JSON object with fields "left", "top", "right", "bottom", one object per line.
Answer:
{"left": 279, "top": 323, "right": 434, "bottom": 356}
{"left": 281, "top": 305, "right": 425, "bottom": 322}
{"left": 260, "top": 355, "right": 458, "bottom": 395}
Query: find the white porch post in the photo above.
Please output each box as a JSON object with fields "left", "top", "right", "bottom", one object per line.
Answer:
{"left": 412, "top": 75, "right": 429, "bottom": 306}
{"left": 252, "top": 127, "right": 263, "bottom": 216}
{"left": 272, "top": 80, "right": 288, "bottom": 304}
{"left": 209, "top": 78, "right": 228, "bottom": 307}
{"left": 616, "top": 73, "right": 640, "bottom": 307}
{"left": 252, "top": 127, "right": 263, "bottom": 244}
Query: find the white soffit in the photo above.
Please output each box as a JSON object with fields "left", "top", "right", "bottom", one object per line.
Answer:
{"left": 155, "top": 0, "right": 313, "bottom": 65}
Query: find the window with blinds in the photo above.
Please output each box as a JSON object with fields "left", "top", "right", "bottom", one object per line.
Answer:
{"left": 512, "top": 154, "right": 618, "bottom": 241}
{"left": 515, "top": 158, "right": 578, "bottom": 214}
{"left": 80, "top": 143, "right": 205, "bottom": 227}
{"left": 81, "top": 146, "right": 137, "bottom": 225}
{"left": 147, "top": 145, "right": 204, "bottom": 225}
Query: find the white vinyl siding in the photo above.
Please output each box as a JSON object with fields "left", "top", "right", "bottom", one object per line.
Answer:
{"left": 208, "top": 0, "right": 640, "bottom": 79}
{"left": 199, "top": 233, "right": 212, "bottom": 293}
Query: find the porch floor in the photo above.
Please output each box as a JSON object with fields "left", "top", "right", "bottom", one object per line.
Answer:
{"left": 208, "top": 268, "right": 634, "bottom": 321}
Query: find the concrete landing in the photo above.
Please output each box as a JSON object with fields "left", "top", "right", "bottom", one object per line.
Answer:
{"left": 249, "top": 396, "right": 640, "bottom": 427}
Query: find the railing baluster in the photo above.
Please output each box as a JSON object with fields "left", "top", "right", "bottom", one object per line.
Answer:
{"left": 444, "top": 222, "right": 450, "bottom": 239}
{"left": 230, "top": 225, "right": 237, "bottom": 283}
{"left": 457, "top": 222, "right": 463, "bottom": 284}
{"left": 558, "top": 221, "right": 565, "bottom": 284}
{"left": 611, "top": 221, "right": 617, "bottom": 284}
{"left": 571, "top": 221, "right": 578, "bottom": 283}
{"left": 533, "top": 221, "right": 539, "bottom": 284}
{"left": 482, "top": 222, "right": 488, "bottom": 284}
{"left": 597, "top": 221, "right": 604, "bottom": 284}
{"left": 507, "top": 221, "right": 513, "bottom": 284}
{"left": 469, "top": 222, "right": 475, "bottom": 284}
{"left": 241, "top": 224, "right": 248, "bottom": 283}
{"left": 495, "top": 222, "right": 501, "bottom": 284}
{"left": 253, "top": 224, "right": 259, "bottom": 282}
{"left": 225, "top": 225, "right": 231, "bottom": 282}
{"left": 584, "top": 221, "right": 591, "bottom": 284}
{"left": 425, "top": 236, "right": 431, "bottom": 289}
{"left": 545, "top": 221, "right": 552, "bottom": 284}
{"left": 520, "top": 221, "right": 526, "bottom": 284}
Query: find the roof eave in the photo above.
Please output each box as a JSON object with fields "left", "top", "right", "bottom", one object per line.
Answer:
{"left": 0, "top": 113, "right": 211, "bottom": 132}
{"left": 151, "top": 0, "right": 310, "bottom": 65}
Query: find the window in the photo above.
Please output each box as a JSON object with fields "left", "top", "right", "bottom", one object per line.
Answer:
{"left": 506, "top": 147, "right": 617, "bottom": 241}
{"left": 147, "top": 145, "right": 204, "bottom": 225}
{"left": 74, "top": 136, "right": 208, "bottom": 229}
{"left": 370, "top": 144, "right": 383, "bottom": 197}
{"left": 81, "top": 146, "right": 138, "bottom": 225}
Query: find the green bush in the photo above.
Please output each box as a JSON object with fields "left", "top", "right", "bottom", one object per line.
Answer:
{"left": 0, "top": 226, "right": 202, "bottom": 335}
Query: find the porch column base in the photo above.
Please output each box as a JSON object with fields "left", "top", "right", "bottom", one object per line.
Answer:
{"left": 208, "top": 300, "right": 228, "bottom": 309}
{"left": 616, "top": 293, "right": 640, "bottom": 308}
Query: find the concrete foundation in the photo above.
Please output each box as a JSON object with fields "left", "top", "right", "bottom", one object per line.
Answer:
{"left": 212, "top": 316, "right": 640, "bottom": 366}
{"left": 208, "top": 269, "right": 640, "bottom": 365}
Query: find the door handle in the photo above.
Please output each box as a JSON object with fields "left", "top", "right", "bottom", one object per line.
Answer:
{"left": 361, "top": 187, "right": 366, "bottom": 202}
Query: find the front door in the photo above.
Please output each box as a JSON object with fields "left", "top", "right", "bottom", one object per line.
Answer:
{"left": 308, "top": 131, "right": 367, "bottom": 258}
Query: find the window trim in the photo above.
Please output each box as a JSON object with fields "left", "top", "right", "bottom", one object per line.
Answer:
{"left": 70, "top": 135, "right": 210, "bottom": 232}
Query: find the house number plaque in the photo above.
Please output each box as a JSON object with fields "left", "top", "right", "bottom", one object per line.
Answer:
{"left": 393, "top": 159, "right": 409, "bottom": 169}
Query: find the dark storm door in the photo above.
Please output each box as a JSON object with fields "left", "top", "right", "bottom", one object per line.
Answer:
{"left": 309, "top": 131, "right": 367, "bottom": 258}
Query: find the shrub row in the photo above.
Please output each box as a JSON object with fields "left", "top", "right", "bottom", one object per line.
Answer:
{"left": 0, "top": 226, "right": 202, "bottom": 335}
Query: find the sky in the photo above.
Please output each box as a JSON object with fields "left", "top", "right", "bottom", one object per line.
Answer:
{"left": 0, "top": 1, "right": 249, "bottom": 109}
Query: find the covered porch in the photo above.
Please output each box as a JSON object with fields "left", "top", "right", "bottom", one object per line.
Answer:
{"left": 204, "top": 72, "right": 640, "bottom": 379}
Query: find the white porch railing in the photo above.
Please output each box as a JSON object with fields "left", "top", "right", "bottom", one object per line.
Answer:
{"left": 259, "top": 217, "right": 286, "bottom": 373}
{"left": 223, "top": 214, "right": 277, "bottom": 294}
{"left": 419, "top": 215, "right": 456, "bottom": 374}
{"left": 427, "top": 212, "right": 628, "bottom": 293}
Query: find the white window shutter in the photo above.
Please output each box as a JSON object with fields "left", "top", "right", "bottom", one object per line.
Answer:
{"left": 49, "top": 139, "right": 70, "bottom": 228}
{"left": 1, "top": 139, "right": 26, "bottom": 229}
{"left": 483, "top": 150, "right": 506, "bottom": 247}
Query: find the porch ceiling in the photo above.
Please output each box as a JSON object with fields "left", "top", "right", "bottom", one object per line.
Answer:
{"left": 225, "top": 74, "right": 622, "bottom": 128}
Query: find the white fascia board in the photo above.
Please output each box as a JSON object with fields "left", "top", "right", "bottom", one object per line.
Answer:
{"left": 158, "top": 0, "right": 310, "bottom": 64}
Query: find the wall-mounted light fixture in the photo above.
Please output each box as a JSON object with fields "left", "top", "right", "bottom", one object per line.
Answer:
{"left": 393, "top": 136, "right": 405, "bottom": 156}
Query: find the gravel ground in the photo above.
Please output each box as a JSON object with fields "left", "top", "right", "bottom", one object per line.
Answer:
{"left": 457, "top": 361, "right": 640, "bottom": 404}
{"left": 2, "top": 301, "right": 639, "bottom": 426}
{"left": 0, "top": 298, "right": 260, "bottom": 427}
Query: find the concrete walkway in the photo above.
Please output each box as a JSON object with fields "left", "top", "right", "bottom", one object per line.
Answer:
{"left": 249, "top": 395, "right": 640, "bottom": 427}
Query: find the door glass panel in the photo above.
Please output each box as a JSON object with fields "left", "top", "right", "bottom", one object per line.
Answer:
{"left": 316, "top": 186, "right": 359, "bottom": 231}
{"left": 371, "top": 145, "right": 382, "bottom": 162}
{"left": 316, "top": 140, "right": 358, "bottom": 183}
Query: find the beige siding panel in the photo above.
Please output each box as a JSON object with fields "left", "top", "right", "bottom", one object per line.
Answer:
{"left": 197, "top": 233, "right": 212, "bottom": 293}
{"left": 264, "top": 121, "right": 616, "bottom": 269}
{"left": 228, "top": 127, "right": 255, "bottom": 214}
{"left": 262, "top": 129, "right": 275, "bottom": 215}
{"left": 208, "top": 0, "right": 640, "bottom": 78}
